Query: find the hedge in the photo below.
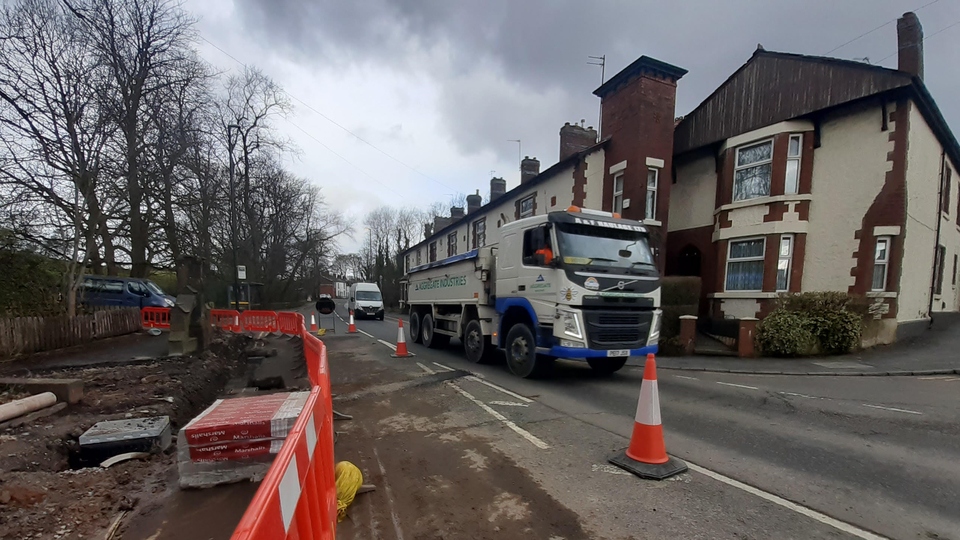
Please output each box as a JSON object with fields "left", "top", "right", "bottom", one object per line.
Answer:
{"left": 756, "top": 292, "right": 863, "bottom": 357}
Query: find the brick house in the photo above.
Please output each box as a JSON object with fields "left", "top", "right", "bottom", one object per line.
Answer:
{"left": 666, "top": 12, "right": 960, "bottom": 344}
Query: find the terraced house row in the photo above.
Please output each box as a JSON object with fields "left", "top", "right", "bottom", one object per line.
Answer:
{"left": 405, "top": 12, "right": 959, "bottom": 344}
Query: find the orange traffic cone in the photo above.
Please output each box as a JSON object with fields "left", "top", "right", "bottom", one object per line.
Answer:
{"left": 391, "top": 318, "right": 413, "bottom": 357}
{"left": 609, "top": 354, "right": 687, "bottom": 480}
{"left": 347, "top": 310, "right": 357, "bottom": 334}
{"left": 310, "top": 313, "right": 318, "bottom": 332}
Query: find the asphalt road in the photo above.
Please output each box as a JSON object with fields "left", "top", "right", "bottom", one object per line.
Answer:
{"left": 318, "top": 304, "right": 960, "bottom": 539}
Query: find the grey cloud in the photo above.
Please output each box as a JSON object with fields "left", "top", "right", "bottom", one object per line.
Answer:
{"left": 232, "top": 0, "right": 960, "bottom": 164}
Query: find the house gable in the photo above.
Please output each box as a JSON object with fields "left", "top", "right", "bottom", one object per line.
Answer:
{"left": 675, "top": 50, "right": 913, "bottom": 155}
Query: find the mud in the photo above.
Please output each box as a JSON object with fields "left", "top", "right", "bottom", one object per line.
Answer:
{"left": 326, "top": 336, "right": 588, "bottom": 540}
{"left": 0, "top": 336, "right": 247, "bottom": 540}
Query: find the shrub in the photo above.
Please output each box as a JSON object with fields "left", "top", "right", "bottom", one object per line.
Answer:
{"left": 756, "top": 309, "right": 819, "bottom": 357}
{"left": 757, "top": 292, "right": 863, "bottom": 356}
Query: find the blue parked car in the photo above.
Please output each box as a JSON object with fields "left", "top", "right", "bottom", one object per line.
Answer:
{"left": 78, "top": 276, "right": 175, "bottom": 309}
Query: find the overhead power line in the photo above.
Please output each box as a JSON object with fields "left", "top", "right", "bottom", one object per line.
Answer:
{"left": 877, "top": 18, "right": 960, "bottom": 64}
{"left": 198, "top": 35, "right": 459, "bottom": 195}
{"left": 822, "top": 0, "right": 941, "bottom": 56}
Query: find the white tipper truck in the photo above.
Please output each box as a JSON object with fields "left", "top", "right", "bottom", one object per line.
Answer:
{"left": 402, "top": 207, "right": 661, "bottom": 378}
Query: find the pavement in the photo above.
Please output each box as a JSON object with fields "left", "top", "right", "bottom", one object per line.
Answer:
{"left": 317, "top": 302, "right": 960, "bottom": 540}
{"left": 0, "top": 331, "right": 170, "bottom": 375}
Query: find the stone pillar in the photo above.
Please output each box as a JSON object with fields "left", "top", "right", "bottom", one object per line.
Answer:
{"left": 169, "top": 255, "right": 207, "bottom": 356}
{"left": 679, "top": 315, "right": 697, "bottom": 356}
{"left": 738, "top": 317, "right": 759, "bottom": 358}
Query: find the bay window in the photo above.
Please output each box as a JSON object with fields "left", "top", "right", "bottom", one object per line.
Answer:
{"left": 726, "top": 238, "right": 765, "bottom": 291}
{"left": 734, "top": 140, "right": 773, "bottom": 202}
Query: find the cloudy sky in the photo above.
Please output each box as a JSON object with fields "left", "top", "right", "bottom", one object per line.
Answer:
{"left": 186, "top": 0, "right": 960, "bottom": 253}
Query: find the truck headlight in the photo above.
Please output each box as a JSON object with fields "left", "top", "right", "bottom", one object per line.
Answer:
{"left": 560, "top": 339, "right": 585, "bottom": 348}
{"left": 647, "top": 309, "right": 662, "bottom": 345}
{"left": 559, "top": 310, "right": 582, "bottom": 339}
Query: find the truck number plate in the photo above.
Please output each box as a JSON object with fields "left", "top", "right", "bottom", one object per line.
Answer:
{"left": 607, "top": 350, "right": 630, "bottom": 357}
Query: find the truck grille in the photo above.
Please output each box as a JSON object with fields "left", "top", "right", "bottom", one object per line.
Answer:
{"left": 583, "top": 310, "right": 652, "bottom": 350}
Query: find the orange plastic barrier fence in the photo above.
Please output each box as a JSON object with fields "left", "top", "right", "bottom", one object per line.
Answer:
{"left": 241, "top": 310, "right": 279, "bottom": 333}
{"left": 230, "top": 316, "right": 337, "bottom": 540}
{"left": 141, "top": 307, "right": 171, "bottom": 330}
{"left": 277, "top": 312, "right": 301, "bottom": 336}
{"left": 210, "top": 309, "right": 241, "bottom": 332}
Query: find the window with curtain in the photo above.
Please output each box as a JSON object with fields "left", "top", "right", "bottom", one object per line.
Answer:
{"left": 429, "top": 242, "right": 437, "bottom": 262}
{"left": 472, "top": 218, "right": 486, "bottom": 249}
{"left": 785, "top": 135, "right": 801, "bottom": 195}
{"left": 520, "top": 195, "right": 535, "bottom": 218}
{"left": 776, "top": 235, "right": 793, "bottom": 291}
{"left": 646, "top": 169, "right": 658, "bottom": 220}
{"left": 872, "top": 237, "right": 889, "bottom": 291}
{"left": 734, "top": 140, "right": 773, "bottom": 202}
{"left": 726, "top": 238, "right": 766, "bottom": 291}
{"left": 613, "top": 174, "right": 624, "bottom": 214}
{"left": 447, "top": 232, "right": 457, "bottom": 257}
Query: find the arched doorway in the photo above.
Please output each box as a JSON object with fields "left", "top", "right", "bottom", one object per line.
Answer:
{"left": 677, "top": 244, "right": 702, "bottom": 277}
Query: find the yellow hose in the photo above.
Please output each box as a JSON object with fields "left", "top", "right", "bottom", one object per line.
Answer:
{"left": 335, "top": 461, "right": 363, "bottom": 522}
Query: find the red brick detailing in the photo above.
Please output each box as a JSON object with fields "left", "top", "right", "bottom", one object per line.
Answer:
{"left": 718, "top": 210, "right": 732, "bottom": 229}
{"left": 600, "top": 72, "right": 680, "bottom": 272}
{"left": 715, "top": 239, "right": 729, "bottom": 294}
{"left": 761, "top": 234, "right": 779, "bottom": 292}
{"left": 847, "top": 99, "right": 909, "bottom": 321}
{"left": 756, "top": 298, "right": 778, "bottom": 319}
{"left": 738, "top": 319, "right": 758, "bottom": 357}
{"left": 666, "top": 225, "right": 715, "bottom": 317}
{"left": 550, "top": 195, "right": 556, "bottom": 207}
{"left": 769, "top": 133, "right": 788, "bottom": 197}
{"left": 764, "top": 202, "right": 788, "bottom": 222}
{"left": 717, "top": 149, "right": 734, "bottom": 207}
{"left": 571, "top": 158, "right": 588, "bottom": 207}
{"left": 679, "top": 316, "right": 697, "bottom": 355}
{"left": 799, "top": 131, "right": 815, "bottom": 194}
{"left": 796, "top": 200, "right": 810, "bottom": 221}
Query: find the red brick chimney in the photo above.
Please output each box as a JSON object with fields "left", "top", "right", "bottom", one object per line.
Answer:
{"left": 520, "top": 156, "right": 540, "bottom": 184}
{"left": 559, "top": 122, "right": 598, "bottom": 161}
{"left": 897, "top": 12, "right": 923, "bottom": 79}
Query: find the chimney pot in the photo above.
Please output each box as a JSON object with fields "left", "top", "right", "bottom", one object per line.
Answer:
{"left": 450, "top": 206, "right": 465, "bottom": 220}
{"left": 466, "top": 191, "right": 482, "bottom": 214}
{"left": 490, "top": 177, "right": 507, "bottom": 201}
{"left": 897, "top": 12, "right": 924, "bottom": 79}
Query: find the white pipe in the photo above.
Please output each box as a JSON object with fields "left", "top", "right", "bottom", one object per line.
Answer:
{"left": 0, "top": 392, "right": 57, "bottom": 422}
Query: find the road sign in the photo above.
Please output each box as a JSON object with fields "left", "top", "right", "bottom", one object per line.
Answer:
{"left": 237, "top": 265, "right": 247, "bottom": 280}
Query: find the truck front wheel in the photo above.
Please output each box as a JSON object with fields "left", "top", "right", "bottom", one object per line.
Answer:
{"left": 463, "top": 319, "right": 492, "bottom": 364}
{"left": 505, "top": 324, "right": 551, "bottom": 378}
{"left": 410, "top": 311, "right": 423, "bottom": 344}
{"left": 587, "top": 358, "right": 628, "bottom": 375}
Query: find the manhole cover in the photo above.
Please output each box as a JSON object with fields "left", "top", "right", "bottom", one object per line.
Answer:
{"left": 812, "top": 361, "right": 872, "bottom": 369}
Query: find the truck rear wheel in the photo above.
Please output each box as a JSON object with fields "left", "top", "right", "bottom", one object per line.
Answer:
{"left": 463, "top": 319, "right": 492, "bottom": 364}
{"left": 587, "top": 358, "right": 628, "bottom": 375}
{"left": 505, "top": 324, "right": 551, "bottom": 378}
{"left": 422, "top": 314, "right": 450, "bottom": 349}
{"left": 409, "top": 310, "right": 423, "bottom": 344}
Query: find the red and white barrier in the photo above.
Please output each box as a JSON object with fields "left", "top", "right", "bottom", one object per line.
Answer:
{"left": 141, "top": 307, "right": 171, "bottom": 330}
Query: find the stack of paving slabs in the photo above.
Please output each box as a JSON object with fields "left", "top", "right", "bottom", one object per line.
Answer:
{"left": 177, "top": 392, "right": 309, "bottom": 488}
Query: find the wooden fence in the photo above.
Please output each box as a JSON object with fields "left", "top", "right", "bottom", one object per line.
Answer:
{"left": 0, "top": 307, "right": 142, "bottom": 359}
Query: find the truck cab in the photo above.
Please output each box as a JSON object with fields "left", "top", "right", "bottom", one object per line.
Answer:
{"left": 404, "top": 207, "right": 660, "bottom": 378}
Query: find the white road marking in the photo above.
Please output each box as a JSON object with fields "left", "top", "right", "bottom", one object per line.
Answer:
{"left": 416, "top": 362, "right": 436, "bottom": 374}
{"left": 448, "top": 382, "right": 549, "bottom": 449}
{"left": 357, "top": 329, "right": 375, "bottom": 339}
{"left": 918, "top": 376, "right": 960, "bottom": 381}
{"left": 464, "top": 375, "right": 535, "bottom": 404}
{"left": 686, "top": 462, "right": 889, "bottom": 540}
{"left": 673, "top": 375, "right": 699, "bottom": 381}
{"left": 432, "top": 362, "right": 457, "bottom": 372}
{"left": 372, "top": 447, "right": 405, "bottom": 540}
{"left": 778, "top": 391, "right": 822, "bottom": 400}
{"left": 861, "top": 404, "right": 922, "bottom": 415}
{"left": 591, "top": 463, "right": 632, "bottom": 476}
{"left": 716, "top": 382, "right": 759, "bottom": 390}
{"left": 378, "top": 339, "right": 398, "bottom": 351}
{"left": 488, "top": 400, "right": 529, "bottom": 407}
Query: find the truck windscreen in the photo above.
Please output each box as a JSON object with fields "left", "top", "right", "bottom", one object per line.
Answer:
{"left": 556, "top": 223, "right": 655, "bottom": 268}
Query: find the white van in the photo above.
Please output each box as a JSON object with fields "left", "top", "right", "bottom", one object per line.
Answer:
{"left": 349, "top": 282, "right": 384, "bottom": 320}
